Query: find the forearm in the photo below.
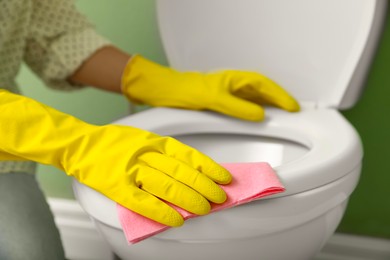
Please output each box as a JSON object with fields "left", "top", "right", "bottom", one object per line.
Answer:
{"left": 69, "top": 46, "right": 131, "bottom": 93}
{"left": 0, "top": 90, "right": 92, "bottom": 167}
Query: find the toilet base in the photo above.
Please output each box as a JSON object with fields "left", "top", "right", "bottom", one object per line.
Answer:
{"left": 97, "top": 201, "right": 346, "bottom": 260}
{"left": 90, "top": 167, "right": 359, "bottom": 260}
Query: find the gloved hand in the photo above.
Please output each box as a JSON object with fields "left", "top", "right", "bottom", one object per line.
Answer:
{"left": 122, "top": 55, "right": 300, "bottom": 121}
{"left": 0, "top": 90, "right": 232, "bottom": 226}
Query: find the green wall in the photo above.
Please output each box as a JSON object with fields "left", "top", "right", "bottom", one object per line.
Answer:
{"left": 338, "top": 9, "right": 390, "bottom": 239}
{"left": 16, "top": 1, "right": 390, "bottom": 239}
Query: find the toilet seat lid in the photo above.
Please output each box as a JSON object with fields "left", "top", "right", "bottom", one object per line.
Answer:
{"left": 157, "top": 0, "right": 386, "bottom": 109}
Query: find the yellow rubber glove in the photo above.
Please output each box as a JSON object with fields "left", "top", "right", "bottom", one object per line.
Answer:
{"left": 122, "top": 55, "right": 300, "bottom": 121}
{"left": 0, "top": 90, "right": 232, "bottom": 226}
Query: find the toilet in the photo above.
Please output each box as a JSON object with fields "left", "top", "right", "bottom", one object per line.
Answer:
{"left": 72, "top": 1, "right": 387, "bottom": 259}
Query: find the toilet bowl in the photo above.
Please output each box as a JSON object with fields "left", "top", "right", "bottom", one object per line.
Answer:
{"left": 72, "top": 1, "right": 387, "bottom": 259}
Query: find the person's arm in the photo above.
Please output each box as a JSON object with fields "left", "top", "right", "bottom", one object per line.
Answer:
{"left": 0, "top": 89, "right": 231, "bottom": 226}
{"left": 26, "top": 0, "right": 299, "bottom": 121}
{"left": 69, "top": 46, "right": 131, "bottom": 93}
{"left": 69, "top": 47, "right": 300, "bottom": 121}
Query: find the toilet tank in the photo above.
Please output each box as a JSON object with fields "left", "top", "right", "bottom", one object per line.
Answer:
{"left": 157, "top": 0, "right": 387, "bottom": 109}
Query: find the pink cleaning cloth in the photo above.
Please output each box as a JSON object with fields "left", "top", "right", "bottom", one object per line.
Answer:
{"left": 117, "top": 162, "right": 285, "bottom": 244}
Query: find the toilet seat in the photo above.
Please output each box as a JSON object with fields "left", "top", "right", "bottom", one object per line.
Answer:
{"left": 73, "top": 106, "right": 362, "bottom": 230}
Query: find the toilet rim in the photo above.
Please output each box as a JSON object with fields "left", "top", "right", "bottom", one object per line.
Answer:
{"left": 72, "top": 107, "right": 362, "bottom": 229}
{"left": 113, "top": 107, "right": 363, "bottom": 196}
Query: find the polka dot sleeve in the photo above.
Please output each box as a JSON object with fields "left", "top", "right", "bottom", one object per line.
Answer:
{"left": 24, "top": 0, "right": 111, "bottom": 90}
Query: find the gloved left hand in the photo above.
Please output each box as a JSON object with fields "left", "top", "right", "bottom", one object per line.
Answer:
{"left": 121, "top": 55, "right": 300, "bottom": 121}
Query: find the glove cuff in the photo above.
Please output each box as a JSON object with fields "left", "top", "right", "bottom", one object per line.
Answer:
{"left": 120, "top": 54, "right": 139, "bottom": 101}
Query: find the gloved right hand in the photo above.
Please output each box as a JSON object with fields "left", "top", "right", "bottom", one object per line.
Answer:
{"left": 0, "top": 90, "right": 232, "bottom": 226}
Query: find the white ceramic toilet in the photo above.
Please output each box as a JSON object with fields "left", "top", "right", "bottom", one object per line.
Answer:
{"left": 72, "top": 1, "right": 387, "bottom": 259}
